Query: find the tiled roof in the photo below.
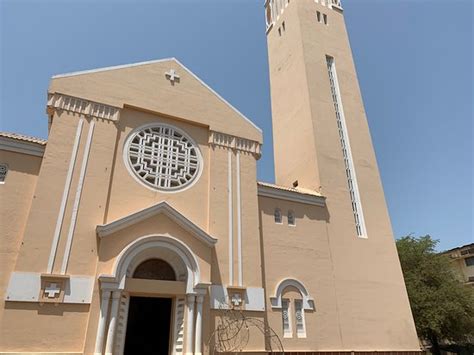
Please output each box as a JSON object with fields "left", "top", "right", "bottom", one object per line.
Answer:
{"left": 257, "top": 181, "right": 323, "bottom": 197}
{"left": 441, "top": 242, "right": 474, "bottom": 254}
{"left": 0, "top": 132, "right": 47, "bottom": 145}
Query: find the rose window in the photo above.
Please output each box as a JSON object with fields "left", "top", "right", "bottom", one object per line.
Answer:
{"left": 125, "top": 124, "right": 201, "bottom": 191}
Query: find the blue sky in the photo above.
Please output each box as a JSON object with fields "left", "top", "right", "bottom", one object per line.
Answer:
{"left": 1, "top": 0, "right": 472, "bottom": 251}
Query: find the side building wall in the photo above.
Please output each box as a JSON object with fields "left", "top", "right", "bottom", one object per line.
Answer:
{"left": 0, "top": 139, "right": 44, "bottom": 334}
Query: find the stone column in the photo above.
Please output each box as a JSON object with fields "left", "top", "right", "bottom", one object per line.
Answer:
{"left": 194, "top": 294, "right": 204, "bottom": 355}
{"left": 104, "top": 290, "right": 121, "bottom": 355}
{"left": 185, "top": 294, "right": 196, "bottom": 355}
{"left": 94, "top": 289, "right": 111, "bottom": 355}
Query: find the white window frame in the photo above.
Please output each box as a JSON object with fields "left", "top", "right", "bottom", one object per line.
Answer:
{"left": 294, "top": 299, "right": 306, "bottom": 338}
{"left": 274, "top": 208, "right": 283, "bottom": 224}
{"left": 282, "top": 298, "right": 293, "bottom": 338}
{"left": 287, "top": 210, "right": 296, "bottom": 226}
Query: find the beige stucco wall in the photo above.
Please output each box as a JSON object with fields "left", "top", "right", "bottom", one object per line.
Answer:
{"left": 259, "top": 196, "right": 341, "bottom": 350}
{"left": 0, "top": 150, "right": 42, "bottom": 342}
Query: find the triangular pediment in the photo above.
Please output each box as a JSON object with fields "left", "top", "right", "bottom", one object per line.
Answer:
{"left": 49, "top": 58, "right": 262, "bottom": 143}
{"left": 96, "top": 201, "right": 217, "bottom": 247}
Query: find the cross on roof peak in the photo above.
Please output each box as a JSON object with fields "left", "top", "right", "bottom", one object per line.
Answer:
{"left": 165, "top": 69, "right": 180, "bottom": 84}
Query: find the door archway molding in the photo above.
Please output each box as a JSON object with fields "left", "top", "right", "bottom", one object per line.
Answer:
{"left": 94, "top": 234, "right": 206, "bottom": 355}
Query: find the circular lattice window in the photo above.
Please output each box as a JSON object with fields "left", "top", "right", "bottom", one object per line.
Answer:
{"left": 125, "top": 124, "right": 202, "bottom": 191}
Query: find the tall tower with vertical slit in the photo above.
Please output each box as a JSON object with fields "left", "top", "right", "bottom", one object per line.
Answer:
{"left": 265, "top": 0, "right": 420, "bottom": 349}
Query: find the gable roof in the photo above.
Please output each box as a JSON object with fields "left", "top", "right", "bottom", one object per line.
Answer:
{"left": 96, "top": 201, "right": 217, "bottom": 247}
{"left": 50, "top": 58, "right": 262, "bottom": 143}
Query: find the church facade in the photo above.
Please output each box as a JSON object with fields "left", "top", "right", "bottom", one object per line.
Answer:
{"left": 0, "top": 1, "right": 421, "bottom": 354}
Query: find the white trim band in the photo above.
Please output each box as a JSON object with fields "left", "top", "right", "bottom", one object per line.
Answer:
{"left": 5, "top": 272, "right": 94, "bottom": 304}
{"left": 228, "top": 150, "right": 234, "bottom": 285}
{"left": 257, "top": 184, "right": 326, "bottom": 207}
{"left": 236, "top": 151, "right": 243, "bottom": 287}
{"left": 47, "top": 93, "right": 120, "bottom": 121}
{"left": 0, "top": 136, "right": 45, "bottom": 157}
{"left": 61, "top": 121, "right": 95, "bottom": 274}
{"left": 47, "top": 119, "right": 84, "bottom": 273}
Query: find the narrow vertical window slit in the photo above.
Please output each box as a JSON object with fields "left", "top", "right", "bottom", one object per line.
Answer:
{"left": 326, "top": 56, "right": 367, "bottom": 238}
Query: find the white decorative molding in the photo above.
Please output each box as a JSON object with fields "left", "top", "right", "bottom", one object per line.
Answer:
{"left": 328, "top": 0, "right": 343, "bottom": 10}
{"left": 209, "top": 286, "right": 265, "bottom": 312}
{"left": 47, "top": 119, "right": 84, "bottom": 273}
{"left": 5, "top": 272, "right": 94, "bottom": 304}
{"left": 326, "top": 56, "right": 367, "bottom": 238}
{"left": 209, "top": 131, "right": 261, "bottom": 157}
{"left": 105, "top": 291, "right": 121, "bottom": 354}
{"left": 96, "top": 201, "right": 217, "bottom": 247}
{"left": 270, "top": 278, "right": 315, "bottom": 311}
{"left": 61, "top": 121, "right": 95, "bottom": 274}
{"left": 257, "top": 183, "right": 326, "bottom": 207}
{"left": 114, "top": 292, "right": 130, "bottom": 355}
{"left": 172, "top": 297, "right": 186, "bottom": 355}
{"left": 47, "top": 92, "right": 121, "bottom": 121}
{"left": 227, "top": 150, "right": 234, "bottom": 285}
{"left": 124, "top": 123, "right": 203, "bottom": 192}
{"left": 264, "top": 0, "right": 293, "bottom": 32}
{"left": 0, "top": 136, "right": 45, "bottom": 157}
{"left": 105, "top": 234, "right": 201, "bottom": 294}
{"left": 236, "top": 152, "right": 243, "bottom": 287}
{"left": 94, "top": 290, "right": 111, "bottom": 354}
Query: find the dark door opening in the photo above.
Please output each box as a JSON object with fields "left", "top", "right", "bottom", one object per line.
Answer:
{"left": 124, "top": 296, "right": 173, "bottom": 355}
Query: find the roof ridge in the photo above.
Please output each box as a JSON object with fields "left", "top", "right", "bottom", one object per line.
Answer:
{"left": 0, "top": 131, "right": 47, "bottom": 145}
{"left": 257, "top": 181, "right": 323, "bottom": 197}
{"left": 51, "top": 57, "right": 177, "bottom": 79}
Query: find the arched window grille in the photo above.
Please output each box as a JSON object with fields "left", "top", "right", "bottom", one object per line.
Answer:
{"left": 274, "top": 208, "right": 282, "bottom": 224}
{"left": 288, "top": 210, "right": 295, "bottom": 226}
{"left": 133, "top": 259, "right": 176, "bottom": 281}
{"left": 0, "top": 164, "right": 8, "bottom": 184}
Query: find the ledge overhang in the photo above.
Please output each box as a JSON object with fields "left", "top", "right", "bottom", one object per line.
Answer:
{"left": 96, "top": 201, "right": 217, "bottom": 247}
{"left": 257, "top": 182, "right": 326, "bottom": 207}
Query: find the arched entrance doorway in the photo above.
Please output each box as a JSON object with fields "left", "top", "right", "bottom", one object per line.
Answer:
{"left": 94, "top": 235, "right": 207, "bottom": 355}
{"left": 124, "top": 258, "right": 177, "bottom": 355}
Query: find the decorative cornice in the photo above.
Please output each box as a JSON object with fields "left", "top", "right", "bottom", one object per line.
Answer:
{"left": 0, "top": 135, "right": 46, "bottom": 157}
{"left": 47, "top": 92, "right": 121, "bottom": 121}
{"left": 96, "top": 201, "right": 217, "bottom": 247}
{"left": 257, "top": 182, "right": 326, "bottom": 207}
{"left": 209, "top": 131, "right": 261, "bottom": 158}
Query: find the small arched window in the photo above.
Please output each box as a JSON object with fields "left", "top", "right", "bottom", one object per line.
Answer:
{"left": 270, "top": 279, "right": 314, "bottom": 339}
{"left": 288, "top": 210, "right": 295, "bottom": 226}
{"left": 0, "top": 164, "right": 8, "bottom": 184}
{"left": 274, "top": 208, "right": 282, "bottom": 224}
{"left": 133, "top": 259, "right": 176, "bottom": 281}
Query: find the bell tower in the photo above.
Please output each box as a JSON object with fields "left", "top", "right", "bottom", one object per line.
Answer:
{"left": 266, "top": 0, "right": 372, "bottom": 238}
{"left": 264, "top": 1, "right": 421, "bottom": 349}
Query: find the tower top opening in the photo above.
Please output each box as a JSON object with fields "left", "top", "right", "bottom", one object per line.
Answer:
{"left": 264, "top": 0, "right": 343, "bottom": 33}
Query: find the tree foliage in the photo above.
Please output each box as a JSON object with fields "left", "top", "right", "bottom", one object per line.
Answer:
{"left": 396, "top": 235, "right": 474, "bottom": 349}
